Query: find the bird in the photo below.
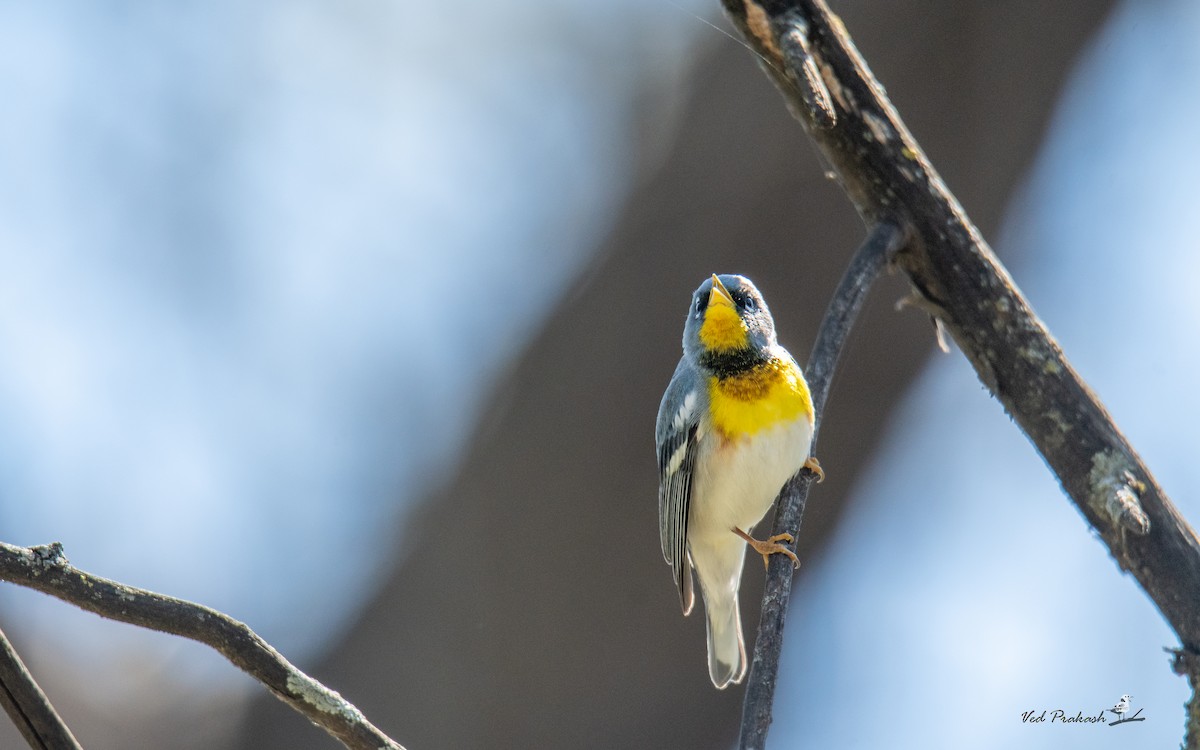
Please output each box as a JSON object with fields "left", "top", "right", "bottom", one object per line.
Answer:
{"left": 656, "top": 273, "right": 821, "bottom": 689}
{"left": 1109, "top": 694, "right": 1132, "bottom": 721}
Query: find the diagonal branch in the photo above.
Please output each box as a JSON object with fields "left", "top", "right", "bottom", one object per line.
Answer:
{"left": 719, "top": 0, "right": 1200, "bottom": 747}
{"left": 0, "top": 625, "right": 82, "bottom": 750}
{"left": 0, "top": 541, "right": 406, "bottom": 750}
{"left": 741, "top": 220, "right": 906, "bottom": 746}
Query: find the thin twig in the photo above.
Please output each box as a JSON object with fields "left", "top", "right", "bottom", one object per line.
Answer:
{"left": 721, "top": 0, "right": 1200, "bottom": 747}
{"left": 0, "top": 541, "right": 406, "bottom": 750}
{"left": 0, "top": 625, "right": 82, "bottom": 750}
{"left": 740, "top": 220, "right": 906, "bottom": 749}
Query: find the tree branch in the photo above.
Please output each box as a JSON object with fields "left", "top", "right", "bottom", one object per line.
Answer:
{"left": 741, "top": 220, "right": 906, "bottom": 747}
{"left": 0, "top": 541, "right": 406, "bottom": 750}
{"left": 0, "top": 625, "right": 82, "bottom": 750}
{"left": 720, "top": 0, "right": 1200, "bottom": 747}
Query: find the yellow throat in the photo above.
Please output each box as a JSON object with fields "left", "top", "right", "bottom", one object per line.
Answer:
{"left": 698, "top": 276, "right": 748, "bottom": 352}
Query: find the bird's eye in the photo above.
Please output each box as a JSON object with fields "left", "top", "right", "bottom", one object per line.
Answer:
{"left": 743, "top": 296, "right": 756, "bottom": 311}
{"left": 694, "top": 295, "right": 704, "bottom": 313}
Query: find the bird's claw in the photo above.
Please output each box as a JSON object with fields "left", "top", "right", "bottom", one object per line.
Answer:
{"left": 733, "top": 528, "right": 800, "bottom": 570}
{"left": 803, "top": 456, "right": 825, "bottom": 483}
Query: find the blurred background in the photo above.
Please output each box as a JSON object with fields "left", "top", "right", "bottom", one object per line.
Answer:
{"left": 1, "top": 0, "right": 1197, "bottom": 748}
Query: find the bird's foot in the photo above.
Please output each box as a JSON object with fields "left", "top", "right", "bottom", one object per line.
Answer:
{"left": 803, "top": 456, "right": 825, "bottom": 483}
{"left": 733, "top": 527, "right": 800, "bottom": 570}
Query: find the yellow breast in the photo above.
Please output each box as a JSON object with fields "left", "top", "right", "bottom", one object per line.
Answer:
{"left": 707, "top": 357, "right": 814, "bottom": 439}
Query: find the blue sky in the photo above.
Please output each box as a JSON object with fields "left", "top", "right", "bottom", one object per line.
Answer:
{"left": 0, "top": 0, "right": 707, "bottom": 687}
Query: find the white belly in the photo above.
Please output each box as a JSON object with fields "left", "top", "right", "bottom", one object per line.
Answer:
{"left": 689, "top": 416, "right": 813, "bottom": 549}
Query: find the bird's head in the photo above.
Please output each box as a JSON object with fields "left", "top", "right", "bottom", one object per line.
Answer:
{"left": 682, "top": 274, "right": 777, "bottom": 372}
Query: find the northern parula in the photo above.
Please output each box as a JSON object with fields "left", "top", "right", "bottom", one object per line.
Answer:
{"left": 656, "top": 274, "right": 822, "bottom": 689}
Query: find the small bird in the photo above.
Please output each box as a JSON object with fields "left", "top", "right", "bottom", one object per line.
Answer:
{"left": 1109, "top": 694, "right": 1132, "bottom": 721}
{"left": 656, "top": 274, "right": 821, "bottom": 689}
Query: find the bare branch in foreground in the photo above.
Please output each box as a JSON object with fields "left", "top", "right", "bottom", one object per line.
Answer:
{"left": 741, "top": 221, "right": 906, "bottom": 744}
{"left": 0, "top": 541, "right": 406, "bottom": 750}
{"left": 718, "top": 1, "right": 1200, "bottom": 747}
{"left": 0, "top": 625, "right": 82, "bottom": 750}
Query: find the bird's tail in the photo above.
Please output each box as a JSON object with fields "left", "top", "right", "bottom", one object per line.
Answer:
{"left": 705, "top": 591, "right": 747, "bottom": 689}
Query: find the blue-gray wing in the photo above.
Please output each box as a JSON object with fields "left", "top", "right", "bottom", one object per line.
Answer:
{"left": 656, "top": 358, "right": 701, "bottom": 616}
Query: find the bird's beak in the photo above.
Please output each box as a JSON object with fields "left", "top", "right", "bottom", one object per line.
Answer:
{"left": 708, "top": 274, "right": 735, "bottom": 309}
